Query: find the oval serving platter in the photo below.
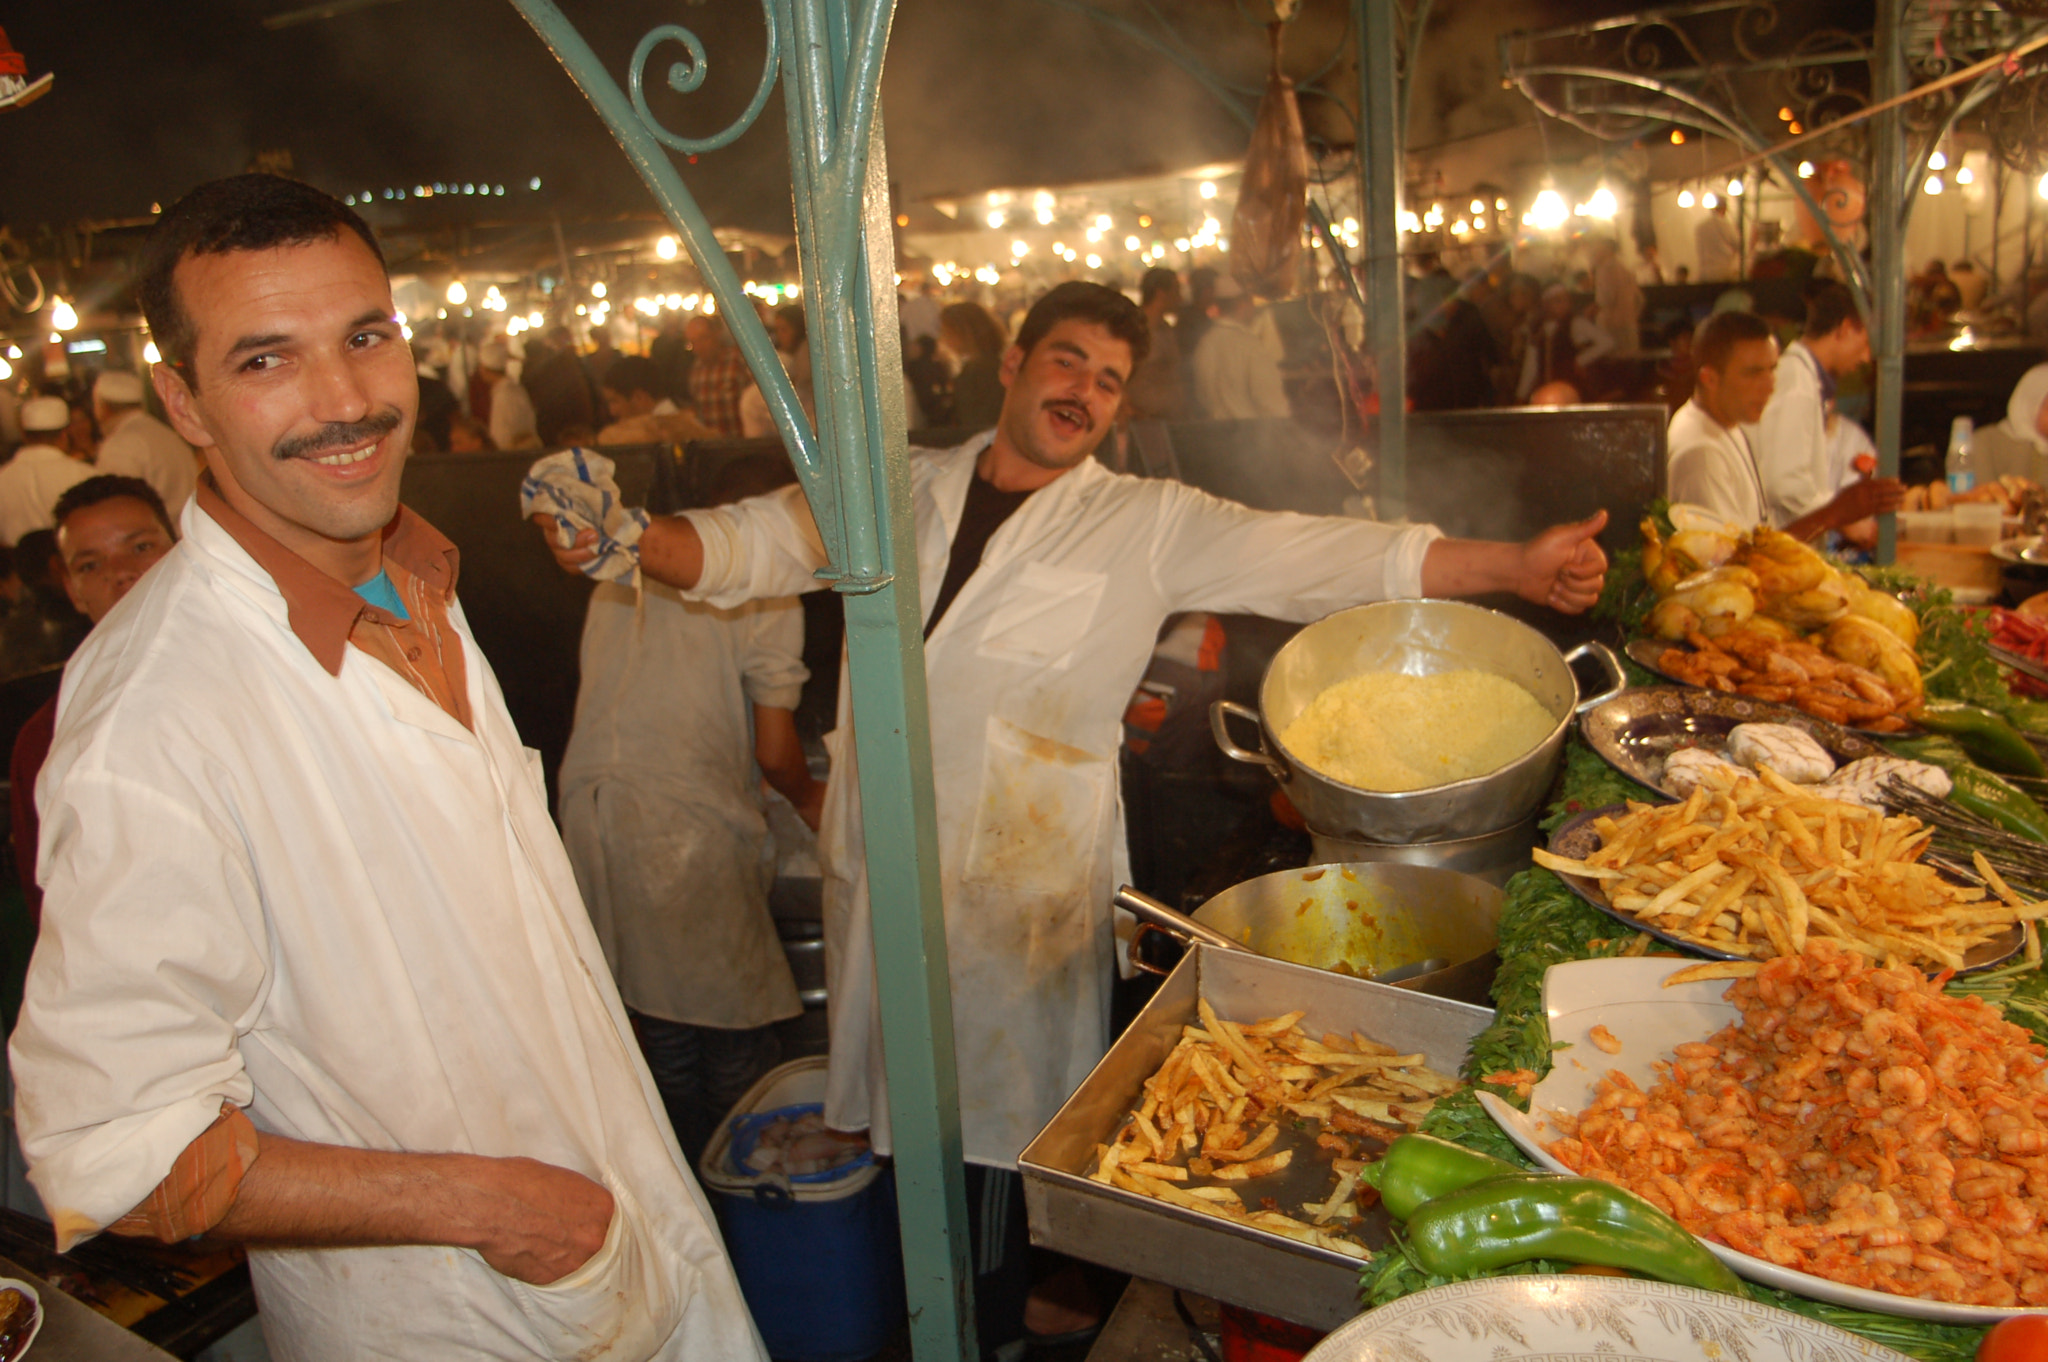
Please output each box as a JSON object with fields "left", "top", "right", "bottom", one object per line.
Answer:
{"left": 1579, "top": 685, "right": 1886, "bottom": 802}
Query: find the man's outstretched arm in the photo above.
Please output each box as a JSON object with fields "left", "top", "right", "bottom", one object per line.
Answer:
{"left": 1420, "top": 510, "right": 1611, "bottom": 614}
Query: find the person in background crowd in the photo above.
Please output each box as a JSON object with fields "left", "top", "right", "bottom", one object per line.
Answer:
{"left": 439, "top": 319, "right": 480, "bottom": 419}
{"left": 1176, "top": 267, "right": 1219, "bottom": 377}
{"left": 1405, "top": 252, "right": 1457, "bottom": 331}
{"left": 1408, "top": 270, "right": 1501, "bottom": 413}
{"left": 412, "top": 351, "right": 460, "bottom": 454}
{"left": 1125, "top": 267, "right": 1185, "bottom": 421}
{"left": 526, "top": 325, "right": 600, "bottom": 447}
{"left": 898, "top": 278, "right": 942, "bottom": 351}
{"left": 1516, "top": 284, "right": 1608, "bottom": 403}
{"left": 10, "top": 476, "right": 176, "bottom": 928}
{"left": 0, "top": 527, "right": 91, "bottom": 685}
{"left": 1749, "top": 280, "right": 1900, "bottom": 539}
{"left": 649, "top": 313, "right": 694, "bottom": 406}
{"left": 91, "top": 370, "right": 197, "bottom": 518}
{"left": 530, "top": 280, "right": 1609, "bottom": 1355}
{"left": 599, "top": 355, "right": 715, "bottom": 447}
{"left": 1694, "top": 199, "right": 1740, "bottom": 282}
{"left": 1589, "top": 235, "right": 1644, "bottom": 357}
{"left": 902, "top": 333, "right": 953, "bottom": 430}
{"left": 558, "top": 454, "right": 820, "bottom": 1167}
{"left": 476, "top": 341, "right": 539, "bottom": 451}
{"left": 1674, "top": 264, "right": 1693, "bottom": 285}
{"left": 1478, "top": 271, "right": 1534, "bottom": 405}
{"left": 583, "top": 323, "right": 620, "bottom": 396}
{"left": 1191, "top": 277, "right": 1289, "bottom": 420}
{"left": 14, "top": 172, "right": 764, "bottom": 1360}
{"left": 940, "top": 301, "right": 1010, "bottom": 433}
{"left": 686, "top": 315, "right": 750, "bottom": 439}
{"left": 60, "top": 400, "right": 98, "bottom": 464}
{"left": 1656, "top": 318, "right": 1697, "bottom": 413}
{"left": 770, "top": 303, "right": 816, "bottom": 427}
{"left": 1526, "top": 381, "right": 1582, "bottom": 406}
{"left": 0, "top": 398, "right": 93, "bottom": 546}
{"left": 0, "top": 382, "right": 20, "bottom": 450}
{"left": 1635, "top": 243, "right": 1666, "bottom": 287}
{"left": 445, "top": 413, "right": 495, "bottom": 454}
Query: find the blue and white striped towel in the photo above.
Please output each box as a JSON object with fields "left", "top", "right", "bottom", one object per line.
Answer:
{"left": 519, "top": 448, "right": 651, "bottom": 583}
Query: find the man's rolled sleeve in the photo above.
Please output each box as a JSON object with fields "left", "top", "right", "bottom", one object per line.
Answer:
{"left": 12, "top": 766, "right": 266, "bottom": 1252}
{"left": 107, "top": 1102, "right": 260, "bottom": 1245}
{"left": 678, "top": 484, "right": 828, "bottom": 609}
{"left": 738, "top": 599, "right": 810, "bottom": 713}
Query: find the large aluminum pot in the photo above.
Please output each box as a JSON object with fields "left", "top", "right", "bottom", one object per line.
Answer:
{"left": 1211, "top": 600, "right": 1625, "bottom": 844}
{"left": 1117, "top": 861, "right": 1502, "bottom": 1005}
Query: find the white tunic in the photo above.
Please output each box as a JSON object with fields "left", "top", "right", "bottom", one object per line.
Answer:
{"left": 95, "top": 409, "right": 199, "bottom": 520}
{"left": 681, "top": 435, "right": 1440, "bottom": 1165}
{"left": 11, "top": 503, "right": 764, "bottom": 1361}
{"left": 558, "top": 582, "right": 808, "bottom": 1029}
{"left": 0, "top": 443, "right": 90, "bottom": 546}
{"left": 1668, "top": 398, "right": 1768, "bottom": 529}
{"left": 1747, "top": 341, "right": 1830, "bottom": 527}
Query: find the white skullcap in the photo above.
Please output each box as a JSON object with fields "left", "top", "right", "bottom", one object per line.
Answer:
{"left": 94, "top": 369, "right": 145, "bottom": 405}
{"left": 2009, "top": 362, "right": 2048, "bottom": 454}
{"left": 478, "top": 340, "right": 510, "bottom": 370}
{"left": 20, "top": 396, "right": 70, "bottom": 433}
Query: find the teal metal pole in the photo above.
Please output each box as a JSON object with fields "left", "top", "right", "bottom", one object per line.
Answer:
{"left": 772, "top": 0, "right": 977, "bottom": 1355}
{"left": 1357, "top": 0, "right": 1406, "bottom": 517}
{"left": 505, "top": 3, "right": 973, "bottom": 1357}
{"left": 1872, "top": 0, "right": 1905, "bottom": 566}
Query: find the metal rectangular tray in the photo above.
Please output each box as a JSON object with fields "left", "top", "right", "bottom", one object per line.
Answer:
{"left": 1019, "top": 945, "right": 1492, "bottom": 1330}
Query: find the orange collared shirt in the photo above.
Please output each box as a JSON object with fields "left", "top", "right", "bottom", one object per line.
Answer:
{"left": 108, "top": 481, "right": 471, "bottom": 1244}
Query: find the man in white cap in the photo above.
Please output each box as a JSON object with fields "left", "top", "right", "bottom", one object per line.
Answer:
{"left": 0, "top": 396, "right": 92, "bottom": 546}
{"left": 478, "top": 341, "right": 540, "bottom": 450}
{"left": 92, "top": 370, "right": 198, "bottom": 520}
{"left": 1190, "top": 276, "right": 1289, "bottom": 419}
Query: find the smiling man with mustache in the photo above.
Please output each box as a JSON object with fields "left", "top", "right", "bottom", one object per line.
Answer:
{"left": 536, "top": 278, "right": 1611, "bottom": 1353}
{"left": 13, "top": 176, "right": 763, "bottom": 1361}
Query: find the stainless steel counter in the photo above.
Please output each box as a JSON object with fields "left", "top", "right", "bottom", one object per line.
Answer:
{"left": 0, "top": 1257, "right": 176, "bottom": 1362}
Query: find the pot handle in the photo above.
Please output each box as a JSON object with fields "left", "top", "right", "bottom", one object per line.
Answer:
{"left": 1210, "top": 700, "right": 1289, "bottom": 782}
{"left": 1113, "top": 885, "right": 1252, "bottom": 955}
{"left": 1565, "top": 640, "right": 1629, "bottom": 715}
{"left": 1128, "top": 923, "right": 1177, "bottom": 976}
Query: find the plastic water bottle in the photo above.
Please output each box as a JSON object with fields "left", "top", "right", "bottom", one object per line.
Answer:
{"left": 1947, "top": 416, "right": 1977, "bottom": 496}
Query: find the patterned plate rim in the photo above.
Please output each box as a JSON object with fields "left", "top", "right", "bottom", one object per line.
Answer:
{"left": 1577, "top": 684, "right": 1885, "bottom": 803}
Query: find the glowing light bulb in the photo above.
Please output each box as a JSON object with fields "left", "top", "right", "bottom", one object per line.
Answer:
{"left": 446, "top": 281, "right": 468, "bottom": 306}
{"left": 1085, "top": 253, "right": 1102, "bottom": 269}
{"left": 1124, "top": 235, "right": 1140, "bottom": 251}
{"left": 143, "top": 340, "right": 161, "bottom": 364}
{"left": 1798, "top": 161, "right": 1815, "bottom": 179}
{"left": 1670, "top": 129, "right": 1686, "bottom": 145}
{"left": 1469, "top": 200, "right": 1485, "bottom": 215}
{"left": 1727, "top": 179, "right": 1744, "bottom": 196}
{"left": 1929, "top": 151, "right": 1947, "bottom": 171}
{"left": 1522, "top": 189, "right": 1568, "bottom": 231}
{"left": 1678, "top": 188, "right": 1695, "bottom": 207}
{"left": 1585, "top": 185, "right": 1619, "bottom": 220}
{"left": 1011, "top": 239, "right": 1029, "bottom": 257}
{"left": 528, "top": 310, "right": 544, "bottom": 327}
{"left": 2038, "top": 172, "right": 2048, "bottom": 202}
{"left": 656, "top": 235, "right": 678, "bottom": 260}
{"left": 1958, "top": 166, "right": 1975, "bottom": 185}
{"left": 1199, "top": 181, "right": 1218, "bottom": 200}
{"left": 50, "top": 297, "right": 78, "bottom": 331}
{"left": 591, "top": 282, "right": 607, "bottom": 299}
{"left": 1703, "top": 191, "right": 1719, "bottom": 209}
{"left": 987, "top": 210, "right": 1005, "bottom": 229}
{"left": 1925, "top": 176, "right": 1944, "bottom": 195}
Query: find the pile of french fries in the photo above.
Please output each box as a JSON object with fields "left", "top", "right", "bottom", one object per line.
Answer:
{"left": 1535, "top": 766, "right": 2047, "bottom": 970}
{"left": 1087, "top": 998, "right": 1460, "bottom": 1258}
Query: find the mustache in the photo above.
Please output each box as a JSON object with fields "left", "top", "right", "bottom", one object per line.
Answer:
{"left": 1043, "top": 399, "right": 1093, "bottom": 432}
{"left": 272, "top": 410, "right": 403, "bottom": 463}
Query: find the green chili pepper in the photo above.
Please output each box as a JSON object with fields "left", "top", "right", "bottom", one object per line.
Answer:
{"left": 1886, "top": 735, "right": 2048, "bottom": 841}
{"left": 2004, "top": 700, "right": 2048, "bottom": 738}
{"left": 1403, "top": 1173, "right": 1745, "bottom": 1295}
{"left": 1910, "top": 702, "right": 2046, "bottom": 778}
{"left": 1360, "top": 1133, "right": 1521, "bottom": 1221}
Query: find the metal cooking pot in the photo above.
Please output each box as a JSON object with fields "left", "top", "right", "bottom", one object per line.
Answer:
{"left": 1212, "top": 600, "right": 1625, "bottom": 845}
{"left": 1116, "top": 861, "right": 1502, "bottom": 1005}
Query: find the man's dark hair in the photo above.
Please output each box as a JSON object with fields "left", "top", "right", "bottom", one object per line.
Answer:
{"left": 1803, "top": 280, "right": 1864, "bottom": 339}
{"left": 1693, "top": 310, "right": 1775, "bottom": 374}
{"left": 138, "top": 175, "right": 385, "bottom": 386}
{"left": 602, "top": 354, "right": 660, "bottom": 400}
{"left": 52, "top": 475, "right": 177, "bottom": 541}
{"left": 1140, "top": 267, "right": 1180, "bottom": 306}
{"left": 1013, "top": 281, "right": 1150, "bottom": 368}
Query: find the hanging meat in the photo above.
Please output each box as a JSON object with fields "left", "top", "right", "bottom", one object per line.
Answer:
{"left": 1230, "top": 22, "right": 1309, "bottom": 299}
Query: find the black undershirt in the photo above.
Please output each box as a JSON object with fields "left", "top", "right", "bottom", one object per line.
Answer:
{"left": 924, "top": 471, "right": 1033, "bottom": 639}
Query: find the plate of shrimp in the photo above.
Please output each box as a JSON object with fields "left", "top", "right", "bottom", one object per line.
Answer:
{"left": 1626, "top": 636, "right": 1919, "bottom": 734}
{"left": 1480, "top": 949, "right": 2048, "bottom": 1322}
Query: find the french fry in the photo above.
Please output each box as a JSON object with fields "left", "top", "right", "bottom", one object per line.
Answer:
{"left": 1662, "top": 960, "right": 1763, "bottom": 986}
{"left": 1211, "top": 1149, "right": 1294, "bottom": 1181}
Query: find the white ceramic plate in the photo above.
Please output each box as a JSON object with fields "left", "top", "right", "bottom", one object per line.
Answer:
{"left": 1305, "top": 1275, "right": 1916, "bottom": 1361}
{"left": 0, "top": 1278, "right": 41, "bottom": 1362}
{"left": 1478, "top": 956, "right": 2048, "bottom": 1324}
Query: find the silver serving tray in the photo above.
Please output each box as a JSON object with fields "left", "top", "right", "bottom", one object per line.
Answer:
{"left": 1018, "top": 945, "right": 1492, "bottom": 1330}
{"left": 1579, "top": 685, "right": 1885, "bottom": 802}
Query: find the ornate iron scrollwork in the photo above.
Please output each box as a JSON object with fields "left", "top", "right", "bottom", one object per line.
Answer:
{"left": 627, "top": 12, "right": 782, "bottom": 155}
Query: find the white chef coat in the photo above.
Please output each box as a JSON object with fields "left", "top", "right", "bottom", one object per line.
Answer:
{"left": 11, "top": 502, "right": 765, "bottom": 1362}
{"left": 0, "top": 443, "right": 90, "bottom": 546}
{"left": 558, "top": 581, "right": 808, "bottom": 1029}
{"left": 1191, "top": 314, "right": 1290, "bottom": 420}
{"left": 681, "top": 433, "right": 1441, "bottom": 1165}
{"left": 1694, "top": 213, "right": 1740, "bottom": 282}
{"left": 95, "top": 409, "right": 198, "bottom": 520}
{"left": 1747, "top": 340, "right": 1830, "bottom": 527}
{"left": 490, "top": 378, "right": 540, "bottom": 450}
{"left": 1668, "top": 398, "right": 1768, "bottom": 529}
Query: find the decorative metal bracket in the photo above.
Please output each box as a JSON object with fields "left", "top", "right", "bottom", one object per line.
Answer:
{"left": 628, "top": 17, "right": 782, "bottom": 155}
